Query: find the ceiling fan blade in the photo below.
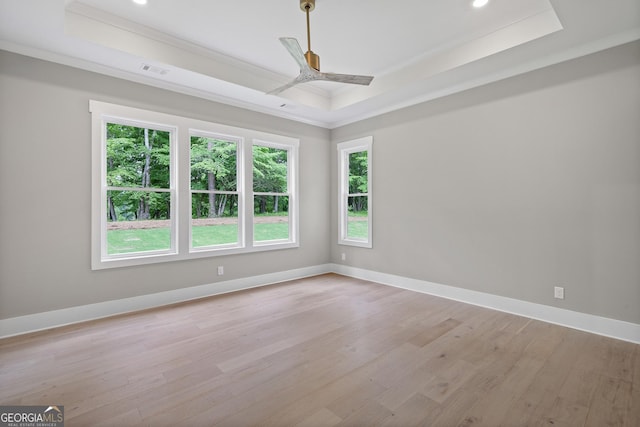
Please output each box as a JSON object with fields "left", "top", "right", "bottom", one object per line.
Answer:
{"left": 267, "top": 78, "right": 302, "bottom": 96}
{"left": 267, "top": 70, "right": 372, "bottom": 95}
{"left": 317, "top": 72, "right": 374, "bottom": 86}
{"left": 279, "top": 37, "right": 312, "bottom": 72}
{"left": 266, "top": 72, "right": 315, "bottom": 96}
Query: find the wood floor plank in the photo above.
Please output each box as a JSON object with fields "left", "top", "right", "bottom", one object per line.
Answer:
{"left": 536, "top": 396, "right": 589, "bottom": 427}
{"left": 502, "top": 327, "right": 589, "bottom": 425}
{"left": 627, "top": 345, "right": 640, "bottom": 427}
{"left": 334, "top": 398, "right": 393, "bottom": 427}
{"left": 407, "top": 317, "right": 462, "bottom": 347}
{"left": 0, "top": 273, "right": 637, "bottom": 426}
{"left": 456, "top": 356, "right": 546, "bottom": 426}
{"left": 374, "top": 362, "right": 438, "bottom": 411}
{"left": 584, "top": 374, "right": 635, "bottom": 427}
{"left": 295, "top": 408, "right": 343, "bottom": 427}
{"left": 256, "top": 353, "right": 382, "bottom": 426}
{"left": 379, "top": 392, "right": 441, "bottom": 427}
{"left": 421, "top": 358, "right": 479, "bottom": 404}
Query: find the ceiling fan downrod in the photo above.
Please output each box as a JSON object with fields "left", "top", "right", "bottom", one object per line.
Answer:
{"left": 300, "top": 0, "right": 320, "bottom": 71}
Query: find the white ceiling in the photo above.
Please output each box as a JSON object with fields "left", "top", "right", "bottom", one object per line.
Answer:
{"left": 1, "top": 0, "right": 639, "bottom": 128}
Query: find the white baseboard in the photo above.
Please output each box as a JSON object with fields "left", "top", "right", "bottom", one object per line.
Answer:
{"left": 330, "top": 264, "right": 640, "bottom": 344}
{"left": 2, "top": 263, "right": 638, "bottom": 344}
{"left": 0, "top": 264, "right": 331, "bottom": 339}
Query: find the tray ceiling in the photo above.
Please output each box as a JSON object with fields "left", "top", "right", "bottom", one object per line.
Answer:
{"left": 1, "top": 0, "right": 639, "bottom": 128}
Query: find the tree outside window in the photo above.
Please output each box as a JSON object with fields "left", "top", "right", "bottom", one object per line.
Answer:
{"left": 253, "top": 144, "right": 292, "bottom": 243}
{"left": 105, "top": 123, "right": 173, "bottom": 255}
{"left": 190, "top": 135, "right": 240, "bottom": 248}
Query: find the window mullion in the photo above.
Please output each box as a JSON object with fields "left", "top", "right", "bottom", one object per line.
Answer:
{"left": 177, "top": 123, "right": 191, "bottom": 256}
{"left": 245, "top": 138, "right": 255, "bottom": 247}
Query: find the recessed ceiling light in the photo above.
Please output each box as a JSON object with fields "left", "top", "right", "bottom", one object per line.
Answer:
{"left": 132, "top": 0, "right": 148, "bottom": 5}
{"left": 473, "top": 0, "right": 489, "bottom": 7}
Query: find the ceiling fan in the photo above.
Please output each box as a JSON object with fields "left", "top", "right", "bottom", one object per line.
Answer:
{"left": 267, "top": 0, "right": 374, "bottom": 95}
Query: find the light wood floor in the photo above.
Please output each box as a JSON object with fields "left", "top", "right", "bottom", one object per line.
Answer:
{"left": 1, "top": 274, "right": 638, "bottom": 426}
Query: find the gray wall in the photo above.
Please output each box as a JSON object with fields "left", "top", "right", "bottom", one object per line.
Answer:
{"left": 2, "top": 40, "right": 639, "bottom": 326}
{"left": 332, "top": 41, "right": 640, "bottom": 324}
{"left": 0, "top": 51, "right": 331, "bottom": 319}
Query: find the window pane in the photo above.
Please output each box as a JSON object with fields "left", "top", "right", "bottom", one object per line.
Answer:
{"left": 253, "top": 146, "right": 288, "bottom": 193}
{"left": 347, "top": 196, "right": 368, "bottom": 240}
{"left": 191, "top": 192, "right": 238, "bottom": 247}
{"left": 106, "top": 190, "right": 171, "bottom": 254}
{"left": 190, "top": 137, "right": 237, "bottom": 191}
{"left": 254, "top": 195, "right": 289, "bottom": 241}
{"left": 348, "top": 151, "right": 368, "bottom": 194}
{"left": 106, "top": 124, "right": 170, "bottom": 189}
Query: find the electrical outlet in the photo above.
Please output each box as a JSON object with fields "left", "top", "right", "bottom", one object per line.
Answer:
{"left": 217, "top": 266, "right": 224, "bottom": 276}
{"left": 554, "top": 286, "right": 564, "bottom": 300}
{"left": 341, "top": 253, "right": 346, "bottom": 261}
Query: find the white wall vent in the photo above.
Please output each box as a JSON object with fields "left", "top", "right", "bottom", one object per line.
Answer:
{"left": 140, "top": 64, "right": 169, "bottom": 75}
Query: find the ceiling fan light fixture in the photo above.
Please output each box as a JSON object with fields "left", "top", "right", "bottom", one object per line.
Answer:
{"left": 473, "top": 0, "right": 489, "bottom": 8}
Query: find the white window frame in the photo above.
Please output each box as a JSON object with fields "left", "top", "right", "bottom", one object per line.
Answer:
{"left": 337, "top": 136, "right": 373, "bottom": 248}
{"left": 252, "top": 139, "right": 299, "bottom": 248}
{"left": 189, "top": 130, "right": 244, "bottom": 253}
{"left": 90, "top": 100, "right": 299, "bottom": 270}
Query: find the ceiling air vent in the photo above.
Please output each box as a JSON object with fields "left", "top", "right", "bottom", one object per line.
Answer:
{"left": 140, "top": 63, "right": 169, "bottom": 75}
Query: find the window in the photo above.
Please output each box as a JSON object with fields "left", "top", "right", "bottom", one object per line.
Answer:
{"left": 190, "top": 134, "right": 242, "bottom": 250}
{"left": 90, "top": 101, "right": 299, "bottom": 269}
{"left": 338, "top": 136, "right": 372, "bottom": 248}
{"left": 253, "top": 141, "right": 296, "bottom": 245}
{"left": 104, "top": 122, "right": 176, "bottom": 257}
